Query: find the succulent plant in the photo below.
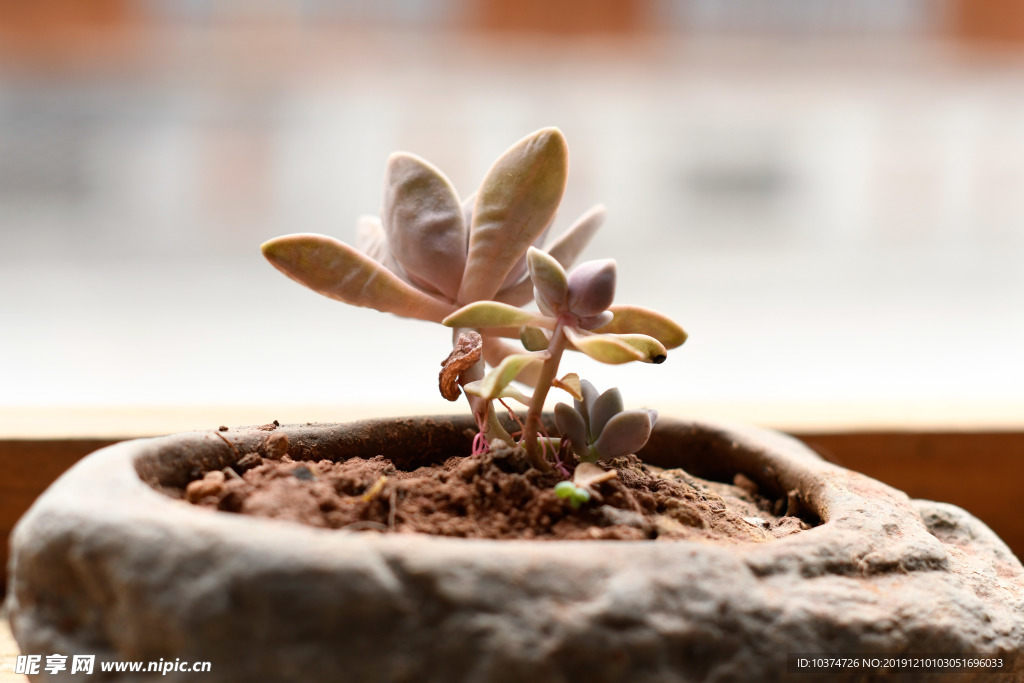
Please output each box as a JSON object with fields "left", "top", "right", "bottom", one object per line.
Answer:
{"left": 260, "top": 128, "right": 610, "bottom": 443}
{"left": 554, "top": 380, "right": 657, "bottom": 462}
{"left": 444, "top": 246, "right": 683, "bottom": 469}
{"left": 260, "top": 128, "right": 603, "bottom": 327}
{"left": 260, "top": 126, "right": 686, "bottom": 475}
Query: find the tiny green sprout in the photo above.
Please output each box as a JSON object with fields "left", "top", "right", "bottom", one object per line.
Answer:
{"left": 554, "top": 480, "right": 591, "bottom": 509}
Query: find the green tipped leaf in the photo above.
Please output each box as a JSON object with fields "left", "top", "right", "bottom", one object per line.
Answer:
{"left": 553, "top": 372, "right": 582, "bottom": 401}
{"left": 261, "top": 234, "right": 456, "bottom": 323}
{"left": 594, "top": 305, "right": 687, "bottom": 349}
{"left": 457, "top": 128, "right": 569, "bottom": 303}
{"left": 520, "top": 325, "right": 550, "bottom": 351}
{"left": 471, "top": 353, "right": 545, "bottom": 400}
{"left": 563, "top": 327, "right": 644, "bottom": 365}
{"left": 591, "top": 410, "right": 655, "bottom": 460}
{"left": 494, "top": 276, "right": 534, "bottom": 307}
{"left": 482, "top": 337, "right": 544, "bottom": 387}
{"left": 382, "top": 153, "right": 466, "bottom": 301}
{"left": 613, "top": 333, "right": 669, "bottom": 364}
{"left": 527, "top": 246, "right": 568, "bottom": 315}
{"left": 443, "top": 301, "right": 554, "bottom": 330}
{"left": 496, "top": 205, "right": 605, "bottom": 307}
{"left": 463, "top": 380, "right": 531, "bottom": 405}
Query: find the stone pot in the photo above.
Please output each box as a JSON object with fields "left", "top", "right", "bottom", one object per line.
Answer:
{"left": 6, "top": 416, "right": 1023, "bottom": 682}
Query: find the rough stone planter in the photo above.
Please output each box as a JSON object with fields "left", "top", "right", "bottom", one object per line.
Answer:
{"left": 6, "top": 416, "right": 1024, "bottom": 682}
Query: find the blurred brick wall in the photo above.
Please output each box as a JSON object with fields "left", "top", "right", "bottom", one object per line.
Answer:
{"left": 469, "top": 0, "right": 648, "bottom": 34}
{"left": 952, "top": 0, "right": 1024, "bottom": 45}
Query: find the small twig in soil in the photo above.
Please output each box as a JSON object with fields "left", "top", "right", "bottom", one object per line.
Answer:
{"left": 388, "top": 490, "right": 398, "bottom": 531}
{"left": 361, "top": 476, "right": 388, "bottom": 502}
{"left": 212, "top": 431, "right": 241, "bottom": 459}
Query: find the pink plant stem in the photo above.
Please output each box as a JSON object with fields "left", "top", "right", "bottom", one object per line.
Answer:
{"left": 522, "top": 319, "right": 568, "bottom": 471}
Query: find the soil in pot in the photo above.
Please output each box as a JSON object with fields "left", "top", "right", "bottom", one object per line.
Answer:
{"left": 176, "top": 424, "right": 813, "bottom": 543}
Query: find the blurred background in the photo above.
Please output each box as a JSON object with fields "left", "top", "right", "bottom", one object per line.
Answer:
{"left": 3, "top": 0, "right": 1024, "bottom": 434}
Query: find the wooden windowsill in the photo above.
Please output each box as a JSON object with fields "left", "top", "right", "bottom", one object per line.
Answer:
{"left": 3, "top": 404, "right": 1023, "bottom": 610}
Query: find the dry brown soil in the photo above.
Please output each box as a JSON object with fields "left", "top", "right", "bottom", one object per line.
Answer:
{"left": 181, "top": 440, "right": 808, "bottom": 543}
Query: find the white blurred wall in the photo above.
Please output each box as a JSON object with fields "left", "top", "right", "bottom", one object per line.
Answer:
{"left": 2, "top": 4, "right": 1023, "bottom": 429}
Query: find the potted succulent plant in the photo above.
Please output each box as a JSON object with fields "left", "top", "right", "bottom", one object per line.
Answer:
{"left": 6, "top": 129, "right": 1023, "bottom": 682}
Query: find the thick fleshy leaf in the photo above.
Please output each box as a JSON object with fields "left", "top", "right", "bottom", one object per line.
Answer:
{"left": 382, "top": 153, "right": 466, "bottom": 301}
{"left": 613, "top": 333, "right": 668, "bottom": 364}
{"left": 461, "top": 191, "right": 476, "bottom": 232}
{"left": 443, "top": 301, "right": 554, "bottom": 330}
{"left": 574, "top": 379, "right": 598, "bottom": 436}
{"left": 355, "top": 215, "right": 387, "bottom": 261}
{"left": 589, "top": 387, "right": 624, "bottom": 440}
{"left": 496, "top": 205, "right": 604, "bottom": 307}
{"left": 494, "top": 275, "right": 534, "bottom": 307}
{"left": 553, "top": 372, "right": 582, "bottom": 401}
{"left": 520, "top": 325, "right": 550, "bottom": 351}
{"left": 261, "top": 234, "right": 456, "bottom": 323}
{"left": 564, "top": 327, "right": 644, "bottom": 365}
{"left": 579, "top": 311, "right": 613, "bottom": 330}
{"left": 457, "top": 128, "right": 569, "bottom": 303}
{"left": 470, "top": 353, "right": 544, "bottom": 400}
{"left": 499, "top": 218, "right": 552, "bottom": 295}
{"left": 591, "top": 410, "right": 654, "bottom": 459}
{"left": 527, "top": 246, "right": 568, "bottom": 316}
{"left": 463, "top": 380, "right": 531, "bottom": 405}
{"left": 482, "top": 337, "right": 543, "bottom": 387}
{"left": 593, "top": 305, "right": 687, "bottom": 349}
{"left": 567, "top": 259, "right": 616, "bottom": 317}
{"left": 354, "top": 215, "right": 409, "bottom": 280}
{"left": 545, "top": 204, "right": 605, "bottom": 269}
{"left": 554, "top": 402, "right": 588, "bottom": 459}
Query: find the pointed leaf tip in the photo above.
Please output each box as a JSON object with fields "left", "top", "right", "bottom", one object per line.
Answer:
{"left": 261, "top": 233, "right": 456, "bottom": 323}
{"left": 458, "top": 128, "right": 569, "bottom": 303}
{"left": 595, "top": 305, "right": 687, "bottom": 349}
{"left": 567, "top": 259, "right": 617, "bottom": 317}
{"left": 591, "top": 410, "right": 654, "bottom": 460}
{"left": 442, "top": 301, "right": 554, "bottom": 330}
{"left": 564, "top": 327, "right": 644, "bottom": 365}
{"left": 382, "top": 152, "right": 466, "bottom": 301}
{"left": 528, "top": 246, "right": 568, "bottom": 315}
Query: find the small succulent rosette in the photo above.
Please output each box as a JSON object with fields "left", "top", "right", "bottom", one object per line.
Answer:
{"left": 441, "top": 246, "right": 687, "bottom": 404}
{"left": 554, "top": 380, "right": 657, "bottom": 463}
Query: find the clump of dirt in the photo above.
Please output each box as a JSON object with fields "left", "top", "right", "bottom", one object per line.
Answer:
{"left": 181, "top": 442, "right": 808, "bottom": 543}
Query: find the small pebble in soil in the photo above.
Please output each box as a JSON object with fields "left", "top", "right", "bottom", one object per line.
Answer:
{"left": 235, "top": 452, "right": 262, "bottom": 472}
{"left": 292, "top": 466, "right": 315, "bottom": 481}
{"left": 264, "top": 432, "right": 289, "bottom": 460}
